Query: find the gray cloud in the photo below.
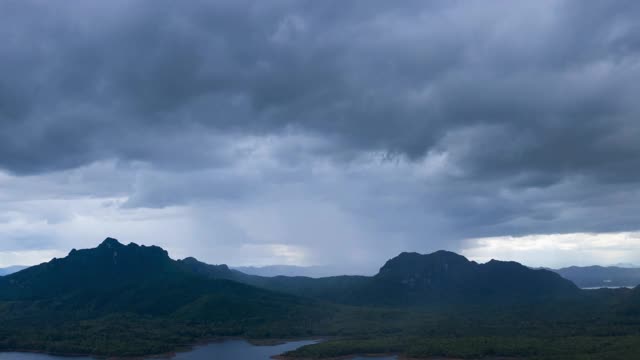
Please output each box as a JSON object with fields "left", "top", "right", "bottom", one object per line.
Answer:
{"left": 1, "top": 0, "right": 640, "bottom": 267}
{"left": 2, "top": 0, "right": 638, "bottom": 175}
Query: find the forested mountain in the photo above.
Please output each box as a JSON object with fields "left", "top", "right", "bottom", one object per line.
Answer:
{"left": 0, "top": 238, "right": 331, "bottom": 356}
{"left": 0, "top": 238, "right": 315, "bottom": 316}
{"left": 1, "top": 238, "right": 639, "bottom": 359}
{"left": 355, "top": 251, "right": 580, "bottom": 305}
{"left": 175, "top": 256, "right": 370, "bottom": 303}
{"left": 180, "top": 249, "right": 579, "bottom": 306}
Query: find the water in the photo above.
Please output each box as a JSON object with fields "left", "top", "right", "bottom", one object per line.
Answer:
{"left": 171, "top": 339, "right": 316, "bottom": 360}
{"left": 0, "top": 354, "right": 93, "bottom": 360}
{"left": 0, "top": 340, "right": 396, "bottom": 360}
{"left": 582, "top": 286, "right": 633, "bottom": 289}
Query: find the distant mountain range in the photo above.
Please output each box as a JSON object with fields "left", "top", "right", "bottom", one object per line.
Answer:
{"left": 177, "top": 249, "right": 580, "bottom": 306}
{"left": 551, "top": 265, "right": 640, "bottom": 288}
{"left": 228, "top": 263, "right": 640, "bottom": 290}
{"left": 0, "top": 238, "right": 585, "bottom": 308}
{"left": 0, "top": 265, "right": 27, "bottom": 276}
{"left": 233, "top": 265, "right": 348, "bottom": 278}
{"left": 4, "top": 250, "right": 640, "bottom": 290}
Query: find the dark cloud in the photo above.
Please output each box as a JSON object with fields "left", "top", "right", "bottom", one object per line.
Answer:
{"left": 1, "top": 0, "right": 638, "bottom": 176}
{"left": 1, "top": 0, "right": 640, "bottom": 267}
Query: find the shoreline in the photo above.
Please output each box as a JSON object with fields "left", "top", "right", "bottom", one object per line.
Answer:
{"left": 0, "top": 339, "right": 518, "bottom": 360}
{"left": 273, "top": 353, "right": 401, "bottom": 360}
{"left": 0, "top": 336, "right": 324, "bottom": 360}
{"left": 276, "top": 355, "right": 517, "bottom": 360}
{"left": 275, "top": 352, "right": 520, "bottom": 360}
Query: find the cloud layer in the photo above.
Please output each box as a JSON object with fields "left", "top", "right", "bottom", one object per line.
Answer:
{"left": 1, "top": 0, "right": 640, "bottom": 269}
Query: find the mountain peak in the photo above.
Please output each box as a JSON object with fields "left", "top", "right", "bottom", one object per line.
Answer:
{"left": 376, "top": 250, "right": 473, "bottom": 282}
{"left": 88, "top": 238, "right": 170, "bottom": 262}
{"left": 381, "top": 250, "right": 470, "bottom": 267}
{"left": 429, "top": 250, "right": 469, "bottom": 260}
{"left": 182, "top": 256, "right": 200, "bottom": 264}
{"left": 180, "top": 256, "right": 230, "bottom": 268}
{"left": 387, "top": 250, "right": 469, "bottom": 262}
{"left": 177, "top": 257, "right": 232, "bottom": 276}
{"left": 99, "top": 237, "right": 124, "bottom": 248}
{"left": 2, "top": 238, "right": 175, "bottom": 300}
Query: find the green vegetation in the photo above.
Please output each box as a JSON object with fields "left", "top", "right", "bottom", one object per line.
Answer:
{"left": 1, "top": 238, "right": 639, "bottom": 359}
{"left": 184, "top": 251, "right": 582, "bottom": 307}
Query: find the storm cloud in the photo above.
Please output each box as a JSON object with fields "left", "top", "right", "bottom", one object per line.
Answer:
{"left": 1, "top": 0, "right": 640, "bottom": 269}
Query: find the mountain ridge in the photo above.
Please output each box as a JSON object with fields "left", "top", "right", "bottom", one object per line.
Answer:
{"left": 2, "top": 238, "right": 640, "bottom": 358}
{"left": 552, "top": 265, "right": 640, "bottom": 288}
{"left": 354, "top": 250, "right": 580, "bottom": 305}
{"left": 1, "top": 238, "right": 582, "bottom": 307}
{"left": 171, "top": 244, "right": 581, "bottom": 306}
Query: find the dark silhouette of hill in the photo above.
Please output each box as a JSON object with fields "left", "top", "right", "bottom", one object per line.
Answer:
{"left": 0, "top": 238, "right": 312, "bottom": 319}
{"left": 180, "top": 249, "right": 580, "bottom": 306}
{"left": 0, "top": 239, "right": 582, "bottom": 309}
{"left": 347, "top": 251, "right": 579, "bottom": 305}
{"left": 175, "top": 256, "right": 369, "bottom": 303}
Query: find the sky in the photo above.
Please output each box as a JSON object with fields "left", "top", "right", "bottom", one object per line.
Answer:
{"left": 1, "top": 0, "right": 640, "bottom": 272}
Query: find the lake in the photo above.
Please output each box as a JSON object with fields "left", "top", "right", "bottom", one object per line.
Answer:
{"left": 0, "top": 340, "right": 397, "bottom": 360}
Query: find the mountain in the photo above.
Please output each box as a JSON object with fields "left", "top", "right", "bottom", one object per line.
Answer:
{"left": 0, "top": 242, "right": 580, "bottom": 310}
{"left": 0, "top": 265, "right": 27, "bottom": 276}
{"left": 552, "top": 265, "right": 640, "bottom": 288}
{"left": 0, "top": 238, "right": 176, "bottom": 301}
{"left": 181, "top": 250, "right": 580, "bottom": 306}
{"left": 0, "top": 238, "right": 312, "bottom": 314}
{"left": 346, "top": 251, "right": 580, "bottom": 306}
{"left": 0, "top": 238, "right": 329, "bottom": 357}
{"left": 233, "top": 265, "right": 345, "bottom": 278}
{"left": 175, "top": 256, "right": 370, "bottom": 303}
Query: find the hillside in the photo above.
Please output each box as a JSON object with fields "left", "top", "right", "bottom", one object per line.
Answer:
{"left": 349, "top": 251, "right": 580, "bottom": 306}
{"left": 183, "top": 250, "right": 579, "bottom": 306}
{"left": 0, "top": 238, "right": 319, "bottom": 316}
{"left": 0, "top": 238, "right": 331, "bottom": 356}
{"left": 175, "top": 256, "right": 370, "bottom": 304}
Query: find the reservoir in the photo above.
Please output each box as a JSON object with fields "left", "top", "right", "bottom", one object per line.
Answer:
{"left": 0, "top": 340, "right": 396, "bottom": 360}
